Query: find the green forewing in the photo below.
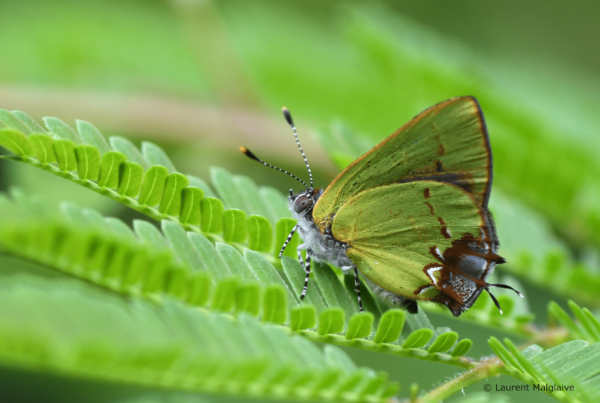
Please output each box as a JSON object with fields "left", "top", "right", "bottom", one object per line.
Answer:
{"left": 331, "top": 181, "right": 485, "bottom": 300}
{"left": 314, "top": 97, "right": 491, "bottom": 228}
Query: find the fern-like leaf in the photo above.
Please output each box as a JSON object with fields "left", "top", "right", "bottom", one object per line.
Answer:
{"left": 0, "top": 190, "right": 476, "bottom": 367}
{"left": 548, "top": 300, "right": 600, "bottom": 344}
{"left": 0, "top": 274, "right": 399, "bottom": 402}
{"left": 490, "top": 337, "right": 600, "bottom": 402}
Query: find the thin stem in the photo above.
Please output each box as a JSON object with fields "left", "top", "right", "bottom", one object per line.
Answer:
{"left": 414, "top": 359, "right": 578, "bottom": 403}
{"left": 414, "top": 359, "right": 503, "bottom": 403}
{"left": 296, "top": 329, "right": 478, "bottom": 370}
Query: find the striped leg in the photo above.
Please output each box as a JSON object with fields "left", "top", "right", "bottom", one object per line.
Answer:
{"left": 353, "top": 265, "right": 364, "bottom": 313}
{"left": 297, "top": 247, "right": 305, "bottom": 268}
{"left": 279, "top": 225, "right": 298, "bottom": 258}
{"left": 300, "top": 248, "right": 312, "bottom": 299}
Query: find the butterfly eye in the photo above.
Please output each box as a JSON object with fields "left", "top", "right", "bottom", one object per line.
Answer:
{"left": 293, "top": 196, "right": 312, "bottom": 213}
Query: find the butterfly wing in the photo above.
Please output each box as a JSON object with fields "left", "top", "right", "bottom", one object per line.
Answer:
{"left": 314, "top": 96, "right": 492, "bottom": 231}
{"left": 331, "top": 181, "right": 502, "bottom": 315}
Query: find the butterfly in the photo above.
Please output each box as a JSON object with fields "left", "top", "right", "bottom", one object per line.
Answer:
{"left": 241, "top": 96, "right": 522, "bottom": 316}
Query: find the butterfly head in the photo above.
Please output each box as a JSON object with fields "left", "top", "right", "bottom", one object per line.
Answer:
{"left": 288, "top": 188, "right": 322, "bottom": 220}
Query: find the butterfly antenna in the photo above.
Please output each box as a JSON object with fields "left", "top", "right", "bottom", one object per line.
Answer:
{"left": 239, "top": 146, "right": 309, "bottom": 190}
{"left": 282, "top": 107, "right": 314, "bottom": 191}
{"left": 485, "top": 289, "right": 503, "bottom": 315}
{"left": 488, "top": 283, "right": 524, "bottom": 298}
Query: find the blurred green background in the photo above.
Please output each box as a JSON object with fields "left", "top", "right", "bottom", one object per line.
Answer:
{"left": 2, "top": 0, "right": 600, "bottom": 402}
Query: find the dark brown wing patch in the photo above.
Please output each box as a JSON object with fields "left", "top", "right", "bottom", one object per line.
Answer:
{"left": 420, "top": 229, "right": 505, "bottom": 316}
{"left": 398, "top": 165, "right": 475, "bottom": 196}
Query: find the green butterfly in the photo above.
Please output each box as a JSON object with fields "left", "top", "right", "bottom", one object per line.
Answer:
{"left": 241, "top": 96, "right": 522, "bottom": 316}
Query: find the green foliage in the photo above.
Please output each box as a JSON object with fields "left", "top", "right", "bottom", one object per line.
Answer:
{"left": 318, "top": 308, "right": 346, "bottom": 336}
{"left": 2, "top": 2, "right": 599, "bottom": 401}
{"left": 0, "top": 190, "right": 476, "bottom": 370}
{"left": 282, "top": 256, "right": 328, "bottom": 313}
{"left": 29, "top": 133, "right": 56, "bottom": 163}
{"left": 0, "top": 128, "right": 34, "bottom": 157}
{"left": 346, "top": 313, "right": 375, "bottom": 340}
{"left": 373, "top": 310, "right": 405, "bottom": 344}
{"left": 548, "top": 300, "right": 600, "bottom": 343}
{"left": 98, "top": 151, "right": 127, "bottom": 188}
{"left": 75, "top": 145, "right": 101, "bottom": 180}
{"left": 427, "top": 331, "right": 458, "bottom": 354}
{"left": 76, "top": 119, "right": 110, "bottom": 154}
{"left": 450, "top": 339, "right": 473, "bottom": 358}
{"left": 222, "top": 209, "right": 248, "bottom": 243}
{"left": 180, "top": 187, "right": 204, "bottom": 225}
{"left": 0, "top": 275, "right": 398, "bottom": 403}
{"left": 43, "top": 116, "right": 82, "bottom": 143}
{"left": 489, "top": 337, "right": 600, "bottom": 402}
{"left": 159, "top": 173, "right": 189, "bottom": 216}
{"left": 118, "top": 162, "right": 144, "bottom": 197}
{"left": 200, "top": 197, "right": 225, "bottom": 234}
{"left": 262, "top": 285, "right": 288, "bottom": 324}
{"left": 0, "top": 109, "right": 32, "bottom": 133}
{"left": 235, "top": 282, "right": 261, "bottom": 316}
{"left": 246, "top": 214, "right": 273, "bottom": 252}
{"left": 275, "top": 218, "right": 300, "bottom": 258}
{"left": 0, "top": 110, "right": 294, "bottom": 260}
{"left": 454, "top": 393, "right": 512, "bottom": 403}
{"left": 402, "top": 329, "right": 434, "bottom": 349}
{"left": 53, "top": 139, "right": 78, "bottom": 171}
{"left": 0, "top": 108, "right": 595, "bottom": 402}
{"left": 290, "top": 305, "right": 317, "bottom": 331}
{"left": 139, "top": 165, "right": 169, "bottom": 206}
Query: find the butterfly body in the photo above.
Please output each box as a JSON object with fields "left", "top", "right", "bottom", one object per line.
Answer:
{"left": 242, "top": 96, "right": 522, "bottom": 316}
{"left": 289, "top": 188, "right": 353, "bottom": 270}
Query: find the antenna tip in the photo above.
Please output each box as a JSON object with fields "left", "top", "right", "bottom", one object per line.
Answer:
{"left": 282, "top": 107, "right": 294, "bottom": 127}
{"left": 499, "top": 309, "right": 503, "bottom": 315}
{"left": 240, "top": 146, "right": 260, "bottom": 161}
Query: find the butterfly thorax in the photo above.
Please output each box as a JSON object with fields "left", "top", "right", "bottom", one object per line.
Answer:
{"left": 288, "top": 189, "right": 354, "bottom": 269}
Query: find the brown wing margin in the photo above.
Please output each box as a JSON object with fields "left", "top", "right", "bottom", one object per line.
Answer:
{"left": 469, "top": 96, "right": 493, "bottom": 209}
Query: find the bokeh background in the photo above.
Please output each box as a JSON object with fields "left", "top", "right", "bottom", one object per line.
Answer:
{"left": 1, "top": 0, "right": 600, "bottom": 402}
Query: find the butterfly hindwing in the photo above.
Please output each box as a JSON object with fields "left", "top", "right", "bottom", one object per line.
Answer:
{"left": 331, "top": 181, "right": 497, "bottom": 313}
{"left": 314, "top": 96, "right": 492, "bottom": 231}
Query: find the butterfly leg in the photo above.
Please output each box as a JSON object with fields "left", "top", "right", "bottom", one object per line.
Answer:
{"left": 297, "top": 247, "right": 305, "bottom": 268}
{"left": 352, "top": 265, "right": 364, "bottom": 313}
{"left": 340, "top": 265, "right": 363, "bottom": 312}
{"left": 300, "top": 248, "right": 313, "bottom": 299}
{"left": 279, "top": 224, "right": 298, "bottom": 258}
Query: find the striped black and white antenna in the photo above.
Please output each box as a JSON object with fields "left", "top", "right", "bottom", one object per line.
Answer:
{"left": 239, "top": 107, "right": 313, "bottom": 192}
{"left": 239, "top": 146, "right": 309, "bottom": 190}
{"left": 282, "top": 107, "right": 313, "bottom": 192}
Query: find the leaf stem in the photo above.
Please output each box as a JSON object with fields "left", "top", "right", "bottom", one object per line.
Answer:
{"left": 414, "top": 359, "right": 578, "bottom": 403}
{"left": 414, "top": 359, "right": 503, "bottom": 403}
{"left": 296, "top": 329, "right": 478, "bottom": 370}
